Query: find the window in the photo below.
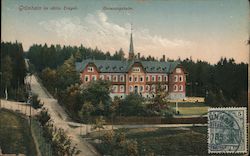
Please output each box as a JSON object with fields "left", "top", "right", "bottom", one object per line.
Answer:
{"left": 112, "top": 85, "right": 118, "bottom": 92}
{"left": 132, "top": 67, "right": 140, "bottom": 72}
{"left": 146, "top": 85, "right": 150, "bottom": 92}
{"left": 100, "top": 75, "right": 104, "bottom": 80}
{"left": 107, "top": 75, "right": 112, "bottom": 81}
{"left": 120, "top": 75, "right": 124, "bottom": 82}
{"left": 129, "top": 76, "right": 133, "bottom": 82}
{"left": 120, "top": 85, "right": 125, "bottom": 92}
{"left": 152, "top": 76, "right": 156, "bottom": 82}
{"left": 179, "top": 75, "right": 183, "bottom": 82}
{"left": 158, "top": 75, "right": 162, "bottom": 82}
{"left": 85, "top": 75, "right": 89, "bottom": 82}
{"left": 176, "top": 68, "right": 181, "bottom": 73}
{"left": 164, "top": 75, "right": 168, "bottom": 81}
{"left": 164, "top": 85, "right": 168, "bottom": 91}
{"left": 87, "top": 67, "right": 94, "bottom": 72}
{"left": 179, "top": 85, "right": 183, "bottom": 91}
{"left": 113, "top": 75, "right": 118, "bottom": 82}
{"left": 174, "top": 75, "right": 178, "bottom": 82}
{"left": 129, "top": 85, "right": 133, "bottom": 92}
{"left": 151, "top": 85, "right": 156, "bottom": 92}
{"left": 92, "top": 75, "right": 97, "bottom": 81}
{"left": 134, "top": 76, "right": 138, "bottom": 82}
{"left": 140, "top": 76, "right": 144, "bottom": 82}
{"left": 174, "top": 85, "right": 178, "bottom": 91}
{"left": 140, "top": 86, "right": 144, "bottom": 92}
{"left": 146, "top": 76, "right": 149, "bottom": 82}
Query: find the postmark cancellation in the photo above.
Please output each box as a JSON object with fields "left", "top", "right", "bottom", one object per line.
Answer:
{"left": 208, "top": 107, "right": 247, "bottom": 154}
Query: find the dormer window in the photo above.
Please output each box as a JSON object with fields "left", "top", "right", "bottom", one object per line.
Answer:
{"left": 99, "top": 65, "right": 103, "bottom": 70}
{"left": 132, "top": 67, "right": 140, "bottom": 72}
{"left": 87, "top": 67, "right": 94, "bottom": 72}
{"left": 176, "top": 68, "right": 181, "bottom": 73}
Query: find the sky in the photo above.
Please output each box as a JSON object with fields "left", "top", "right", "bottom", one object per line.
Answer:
{"left": 1, "top": 0, "right": 249, "bottom": 64}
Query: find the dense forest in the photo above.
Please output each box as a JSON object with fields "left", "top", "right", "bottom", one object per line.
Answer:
{"left": 1, "top": 42, "right": 27, "bottom": 100}
{"left": 27, "top": 43, "right": 248, "bottom": 107}
{"left": 1, "top": 42, "right": 247, "bottom": 108}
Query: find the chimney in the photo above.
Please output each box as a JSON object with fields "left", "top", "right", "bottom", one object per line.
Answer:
{"left": 162, "top": 55, "right": 166, "bottom": 62}
{"left": 137, "top": 53, "right": 140, "bottom": 59}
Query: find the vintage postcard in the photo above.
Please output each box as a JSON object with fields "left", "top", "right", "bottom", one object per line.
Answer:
{"left": 1, "top": 0, "right": 249, "bottom": 155}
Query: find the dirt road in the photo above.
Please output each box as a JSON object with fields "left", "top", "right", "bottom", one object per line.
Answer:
{"left": 29, "top": 75, "right": 99, "bottom": 156}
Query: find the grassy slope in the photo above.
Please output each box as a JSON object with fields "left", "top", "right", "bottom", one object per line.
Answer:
{"left": 0, "top": 109, "right": 37, "bottom": 155}
{"left": 88, "top": 126, "right": 208, "bottom": 155}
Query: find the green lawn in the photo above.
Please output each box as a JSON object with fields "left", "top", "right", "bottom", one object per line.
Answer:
{"left": 177, "top": 106, "right": 209, "bottom": 115}
{"left": 88, "top": 126, "right": 208, "bottom": 155}
{"left": 168, "top": 102, "right": 209, "bottom": 115}
{"left": 0, "top": 109, "right": 37, "bottom": 155}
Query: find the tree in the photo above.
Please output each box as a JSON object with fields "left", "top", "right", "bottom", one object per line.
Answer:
{"left": 78, "top": 101, "right": 95, "bottom": 134}
{"left": 110, "top": 97, "right": 121, "bottom": 128}
{"left": 56, "top": 56, "right": 79, "bottom": 90}
{"left": 41, "top": 67, "right": 57, "bottom": 93}
{"left": 100, "top": 130, "right": 139, "bottom": 156}
{"left": 119, "top": 94, "right": 146, "bottom": 116}
{"left": 97, "top": 101, "right": 105, "bottom": 115}
{"left": 36, "top": 108, "right": 51, "bottom": 127}
{"left": 149, "top": 83, "right": 168, "bottom": 112}
{"left": 126, "top": 140, "right": 139, "bottom": 156}
{"left": 81, "top": 80, "right": 111, "bottom": 115}
{"left": 74, "top": 50, "right": 82, "bottom": 62}
{"left": 52, "top": 127, "right": 80, "bottom": 156}
{"left": 32, "top": 93, "right": 43, "bottom": 109}
{"left": 92, "top": 116, "right": 106, "bottom": 143}
{"left": 1, "top": 56, "right": 13, "bottom": 96}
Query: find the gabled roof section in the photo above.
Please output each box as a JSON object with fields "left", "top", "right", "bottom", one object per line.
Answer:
{"left": 75, "top": 59, "right": 181, "bottom": 73}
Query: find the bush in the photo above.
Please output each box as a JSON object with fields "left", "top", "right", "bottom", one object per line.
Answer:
{"left": 36, "top": 108, "right": 81, "bottom": 156}
{"left": 32, "top": 94, "right": 43, "bottom": 109}
{"left": 98, "top": 130, "right": 139, "bottom": 156}
{"left": 119, "top": 94, "right": 146, "bottom": 116}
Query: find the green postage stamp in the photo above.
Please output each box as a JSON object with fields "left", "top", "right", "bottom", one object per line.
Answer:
{"left": 208, "top": 107, "right": 247, "bottom": 154}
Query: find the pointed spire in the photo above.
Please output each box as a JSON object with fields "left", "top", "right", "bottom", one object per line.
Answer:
{"left": 128, "top": 23, "right": 134, "bottom": 60}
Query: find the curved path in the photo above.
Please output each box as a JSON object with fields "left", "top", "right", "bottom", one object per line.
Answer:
{"left": 29, "top": 75, "right": 99, "bottom": 156}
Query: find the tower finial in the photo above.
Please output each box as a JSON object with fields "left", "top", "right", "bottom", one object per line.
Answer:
{"left": 128, "top": 23, "right": 134, "bottom": 60}
{"left": 131, "top": 23, "right": 133, "bottom": 33}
